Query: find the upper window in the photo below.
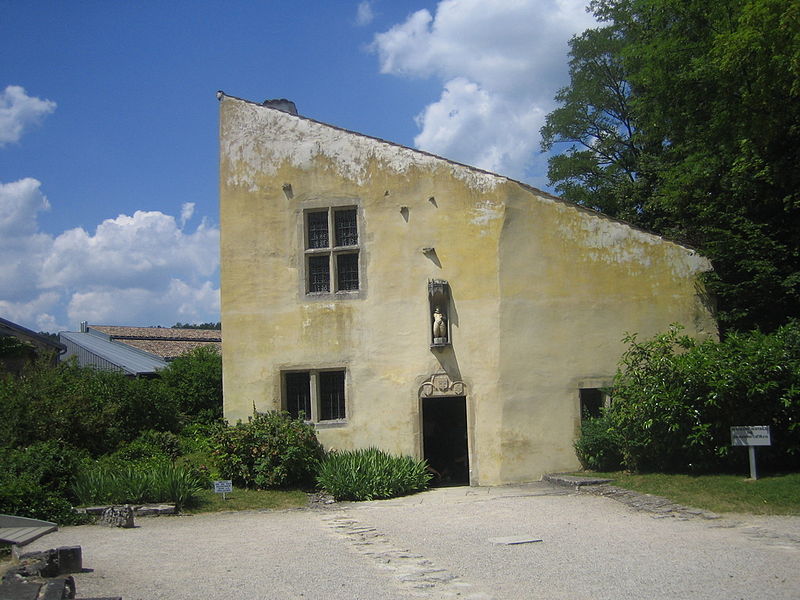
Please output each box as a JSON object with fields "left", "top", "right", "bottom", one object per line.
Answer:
{"left": 304, "top": 207, "right": 359, "bottom": 294}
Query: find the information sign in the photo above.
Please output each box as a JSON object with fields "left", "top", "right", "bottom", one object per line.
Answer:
{"left": 730, "top": 426, "right": 771, "bottom": 446}
{"left": 730, "top": 426, "right": 771, "bottom": 479}
{"left": 213, "top": 480, "right": 233, "bottom": 499}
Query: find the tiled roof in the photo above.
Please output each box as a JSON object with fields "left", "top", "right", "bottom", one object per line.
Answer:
{"left": 89, "top": 326, "right": 221, "bottom": 361}
{"left": 91, "top": 326, "right": 221, "bottom": 341}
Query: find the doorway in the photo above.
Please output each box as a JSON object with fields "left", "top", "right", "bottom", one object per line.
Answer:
{"left": 422, "top": 396, "right": 469, "bottom": 486}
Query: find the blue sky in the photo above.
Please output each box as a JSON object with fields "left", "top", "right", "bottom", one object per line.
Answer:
{"left": 0, "top": 0, "right": 596, "bottom": 332}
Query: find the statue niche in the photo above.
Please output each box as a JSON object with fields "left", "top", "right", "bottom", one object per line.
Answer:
{"left": 428, "top": 279, "right": 451, "bottom": 348}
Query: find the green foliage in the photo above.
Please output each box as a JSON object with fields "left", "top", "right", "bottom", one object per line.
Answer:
{"left": 0, "top": 360, "right": 179, "bottom": 455}
{"left": 111, "top": 430, "right": 182, "bottom": 462}
{"left": 172, "top": 322, "right": 221, "bottom": 330}
{"left": 543, "top": 0, "right": 800, "bottom": 331}
{"left": 316, "top": 447, "right": 432, "bottom": 501}
{"left": 607, "top": 323, "right": 800, "bottom": 472}
{"left": 574, "top": 414, "right": 624, "bottom": 472}
{"left": 158, "top": 346, "right": 223, "bottom": 424}
{"left": 212, "top": 411, "right": 324, "bottom": 489}
{"left": 72, "top": 461, "right": 203, "bottom": 511}
{"left": 0, "top": 336, "right": 35, "bottom": 358}
{"left": 0, "top": 441, "right": 89, "bottom": 524}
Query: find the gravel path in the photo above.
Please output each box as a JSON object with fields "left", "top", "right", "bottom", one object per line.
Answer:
{"left": 25, "top": 482, "right": 800, "bottom": 599}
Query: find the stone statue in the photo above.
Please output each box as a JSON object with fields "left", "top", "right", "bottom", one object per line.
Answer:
{"left": 432, "top": 306, "right": 447, "bottom": 341}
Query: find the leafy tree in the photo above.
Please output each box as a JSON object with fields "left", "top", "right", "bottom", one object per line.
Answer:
{"left": 158, "top": 346, "right": 223, "bottom": 424}
{"left": 605, "top": 323, "right": 800, "bottom": 473}
{"left": 542, "top": 0, "right": 800, "bottom": 331}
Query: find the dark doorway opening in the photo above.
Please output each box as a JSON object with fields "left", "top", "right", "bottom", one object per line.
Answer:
{"left": 422, "top": 396, "right": 469, "bottom": 486}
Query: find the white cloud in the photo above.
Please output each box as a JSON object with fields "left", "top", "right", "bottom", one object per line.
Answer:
{"left": 0, "top": 85, "right": 56, "bottom": 146}
{"left": 0, "top": 178, "right": 220, "bottom": 332}
{"left": 355, "top": 1, "right": 375, "bottom": 26}
{"left": 372, "top": 0, "right": 597, "bottom": 179}
{"left": 0, "top": 177, "right": 50, "bottom": 235}
{"left": 180, "top": 202, "right": 195, "bottom": 228}
{"left": 67, "top": 279, "right": 220, "bottom": 328}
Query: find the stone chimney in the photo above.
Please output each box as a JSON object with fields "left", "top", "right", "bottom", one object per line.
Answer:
{"left": 262, "top": 98, "right": 298, "bottom": 115}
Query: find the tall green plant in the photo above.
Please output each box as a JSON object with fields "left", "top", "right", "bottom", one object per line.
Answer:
{"left": 317, "top": 448, "right": 432, "bottom": 501}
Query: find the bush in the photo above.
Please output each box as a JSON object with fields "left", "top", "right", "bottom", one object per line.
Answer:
{"left": 0, "top": 441, "right": 89, "bottom": 524}
{"left": 212, "top": 411, "right": 323, "bottom": 489}
{"left": 316, "top": 447, "right": 432, "bottom": 501}
{"left": 0, "top": 360, "right": 179, "bottom": 456}
{"left": 113, "top": 430, "right": 182, "bottom": 462}
{"left": 608, "top": 322, "right": 800, "bottom": 473}
{"left": 158, "top": 346, "right": 223, "bottom": 425}
{"left": 574, "top": 414, "right": 623, "bottom": 471}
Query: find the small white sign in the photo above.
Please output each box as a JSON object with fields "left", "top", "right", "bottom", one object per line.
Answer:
{"left": 731, "top": 426, "right": 771, "bottom": 447}
{"left": 213, "top": 480, "right": 233, "bottom": 494}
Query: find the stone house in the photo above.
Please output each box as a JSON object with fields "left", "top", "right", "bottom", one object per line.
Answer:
{"left": 218, "top": 93, "right": 717, "bottom": 485}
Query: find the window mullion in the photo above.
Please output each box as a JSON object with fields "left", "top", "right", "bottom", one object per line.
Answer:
{"left": 310, "top": 370, "right": 319, "bottom": 422}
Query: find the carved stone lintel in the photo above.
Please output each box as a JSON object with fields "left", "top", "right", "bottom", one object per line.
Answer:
{"left": 419, "top": 372, "right": 467, "bottom": 397}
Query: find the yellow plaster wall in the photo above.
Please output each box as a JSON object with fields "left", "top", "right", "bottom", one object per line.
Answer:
{"left": 219, "top": 95, "right": 717, "bottom": 485}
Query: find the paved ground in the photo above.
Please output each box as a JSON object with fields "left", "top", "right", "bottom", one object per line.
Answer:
{"left": 25, "top": 482, "right": 800, "bottom": 599}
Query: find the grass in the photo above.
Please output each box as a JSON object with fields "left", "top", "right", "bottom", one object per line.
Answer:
{"left": 184, "top": 488, "right": 309, "bottom": 513}
{"left": 571, "top": 471, "right": 800, "bottom": 515}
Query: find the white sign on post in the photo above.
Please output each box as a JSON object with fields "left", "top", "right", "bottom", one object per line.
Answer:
{"left": 731, "top": 426, "right": 771, "bottom": 446}
{"left": 730, "top": 426, "right": 771, "bottom": 479}
{"left": 213, "top": 480, "right": 233, "bottom": 500}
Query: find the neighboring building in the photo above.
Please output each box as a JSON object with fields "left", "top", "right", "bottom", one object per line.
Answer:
{"left": 0, "top": 317, "right": 65, "bottom": 375}
{"left": 59, "top": 323, "right": 221, "bottom": 377}
{"left": 218, "top": 93, "right": 717, "bottom": 485}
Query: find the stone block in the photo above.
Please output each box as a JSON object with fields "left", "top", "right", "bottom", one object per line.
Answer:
{"left": 0, "top": 582, "right": 41, "bottom": 600}
{"left": 98, "top": 506, "right": 134, "bottom": 528}
{"left": 55, "top": 548, "right": 82, "bottom": 575}
{"left": 38, "top": 577, "right": 75, "bottom": 600}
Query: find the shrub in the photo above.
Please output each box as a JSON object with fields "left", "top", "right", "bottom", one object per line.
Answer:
{"left": 113, "top": 430, "right": 182, "bottom": 462}
{"left": 0, "top": 441, "right": 89, "bottom": 524}
{"left": 212, "top": 411, "right": 323, "bottom": 489}
{"left": 316, "top": 447, "right": 432, "bottom": 501}
{"left": 158, "top": 346, "right": 223, "bottom": 425}
{"left": 608, "top": 322, "right": 800, "bottom": 473}
{"left": 574, "top": 414, "right": 623, "bottom": 472}
{"left": 0, "top": 360, "right": 179, "bottom": 456}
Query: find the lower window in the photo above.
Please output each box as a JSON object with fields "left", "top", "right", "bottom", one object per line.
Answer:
{"left": 283, "top": 369, "right": 346, "bottom": 422}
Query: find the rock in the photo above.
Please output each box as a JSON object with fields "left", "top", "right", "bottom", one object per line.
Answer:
{"left": 98, "top": 506, "right": 134, "bottom": 528}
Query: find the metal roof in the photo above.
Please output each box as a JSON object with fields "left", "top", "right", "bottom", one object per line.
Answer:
{"left": 60, "top": 331, "right": 168, "bottom": 376}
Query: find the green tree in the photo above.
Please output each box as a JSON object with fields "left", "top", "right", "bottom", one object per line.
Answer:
{"left": 606, "top": 322, "right": 800, "bottom": 473}
{"left": 543, "top": 0, "right": 800, "bottom": 331}
{"left": 158, "top": 346, "right": 223, "bottom": 424}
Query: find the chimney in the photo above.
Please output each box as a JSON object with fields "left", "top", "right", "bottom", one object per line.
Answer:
{"left": 80, "top": 321, "right": 88, "bottom": 333}
{"left": 262, "top": 98, "right": 298, "bottom": 115}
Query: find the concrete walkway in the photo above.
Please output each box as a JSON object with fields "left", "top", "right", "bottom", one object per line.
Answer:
{"left": 25, "top": 482, "right": 800, "bottom": 599}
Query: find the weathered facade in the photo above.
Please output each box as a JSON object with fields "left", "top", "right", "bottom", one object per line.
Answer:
{"left": 218, "top": 93, "right": 717, "bottom": 485}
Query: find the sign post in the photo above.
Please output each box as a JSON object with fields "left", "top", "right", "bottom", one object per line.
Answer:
{"left": 730, "top": 426, "right": 771, "bottom": 480}
{"left": 213, "top": 480, "right": 233, "bottom": 500}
